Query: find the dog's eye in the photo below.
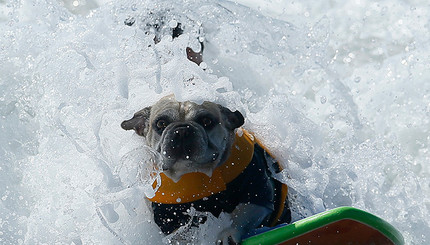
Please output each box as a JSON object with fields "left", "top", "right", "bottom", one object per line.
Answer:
{"left": 156, "top": 119, "right": 168, "bottom": 130}
{"left": 200, "top": 117, "right": 213, "bottom": 128}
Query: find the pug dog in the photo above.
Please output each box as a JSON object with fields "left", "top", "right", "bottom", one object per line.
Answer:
{"left": 121, "top": 95, "right": 291, "bottom": 243}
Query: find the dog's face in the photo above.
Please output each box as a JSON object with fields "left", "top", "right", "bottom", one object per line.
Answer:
{"left": 121, "top": 96, "right": 244, "bottom": 182}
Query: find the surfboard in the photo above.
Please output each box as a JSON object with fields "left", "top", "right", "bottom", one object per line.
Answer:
{"left": 242, "top": 206, "right": 404, "bottom": 245}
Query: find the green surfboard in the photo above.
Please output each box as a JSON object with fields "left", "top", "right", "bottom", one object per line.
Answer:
{"left": 242, "top": 206, "right": 404, "bottom": 245}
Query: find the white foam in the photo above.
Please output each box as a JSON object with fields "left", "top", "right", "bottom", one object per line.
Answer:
{"left": 0, "top": 0, "right": 429, "bottom": 244}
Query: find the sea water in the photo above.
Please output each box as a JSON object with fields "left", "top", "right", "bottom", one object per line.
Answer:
{"left": 0, "top": 0, "right": 429, "bottom": 244}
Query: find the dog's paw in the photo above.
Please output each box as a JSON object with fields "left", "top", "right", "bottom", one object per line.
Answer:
{"left": 216, "top": 227, "right": 241, "bottom": 245}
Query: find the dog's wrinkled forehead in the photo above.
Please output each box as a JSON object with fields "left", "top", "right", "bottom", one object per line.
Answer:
{"left": 150, "top": 98, "right": 220, "bottom": 122}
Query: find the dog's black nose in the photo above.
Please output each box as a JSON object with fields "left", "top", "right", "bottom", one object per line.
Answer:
{"left": 174, "top": 126, "right": 192, "bottom": 138}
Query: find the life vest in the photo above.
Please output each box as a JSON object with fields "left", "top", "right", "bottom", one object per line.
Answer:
{"left": 148, "top": 128, "right": 288, "bottom": 227}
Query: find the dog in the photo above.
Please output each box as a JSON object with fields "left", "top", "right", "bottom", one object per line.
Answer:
{"left": 121, "top": 95, "right": 291, "bottom": 243}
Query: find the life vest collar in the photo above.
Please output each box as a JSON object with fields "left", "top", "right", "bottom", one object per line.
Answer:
{"left": 148, "top": 129, "right": 255, "bottom": 204}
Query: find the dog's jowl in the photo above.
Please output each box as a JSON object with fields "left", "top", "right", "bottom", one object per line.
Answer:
{"left": 121, "top": 95, "right": 291, "bottom": 243}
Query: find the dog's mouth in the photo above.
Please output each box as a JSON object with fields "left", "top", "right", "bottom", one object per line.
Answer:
{"left": 161, "top": 160, "right": 219, "bottom": 183}
{"left": 160, "top": 149, "right": 221, "bottom": 182}
{"left": 162, "top": 151, "right": 220, "bottom": 168}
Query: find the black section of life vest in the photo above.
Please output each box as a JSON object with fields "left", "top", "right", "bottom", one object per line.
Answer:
{"left": 262, "top": 150, "right": 292, "bottom": 226}
{"left": 152, "top": 144, "right": 278, "bottom": 234}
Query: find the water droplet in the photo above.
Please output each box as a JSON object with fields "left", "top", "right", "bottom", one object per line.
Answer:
{"left": 320, "top": 96, "right": 327, "bottom": 104}
{"left": 354, "top": 76, "right": 361, "bottom": 83}
{"left": 168, "top": 20, "right": 178, "bottom": 28}
{"left": 199, "top": 62, "right": 208, "bottom": 69}
{"left": 176, "top": 198, "right": 181, "bottom": 203}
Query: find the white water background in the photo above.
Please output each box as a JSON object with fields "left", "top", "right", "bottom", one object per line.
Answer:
{"left": 1, "top": 0, "right": 429, "bottom": 244}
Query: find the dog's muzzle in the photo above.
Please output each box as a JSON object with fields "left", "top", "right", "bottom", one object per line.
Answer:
{"left": 161, "top": 123, "right": 207, "bottom": 167}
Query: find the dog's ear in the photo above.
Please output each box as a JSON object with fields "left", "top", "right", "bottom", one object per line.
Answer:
{"left": 220, "top": 106, "right": 245, "bottom": 130}
{"left": 121, "top": 107, "right": 151, "bottom": 136}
